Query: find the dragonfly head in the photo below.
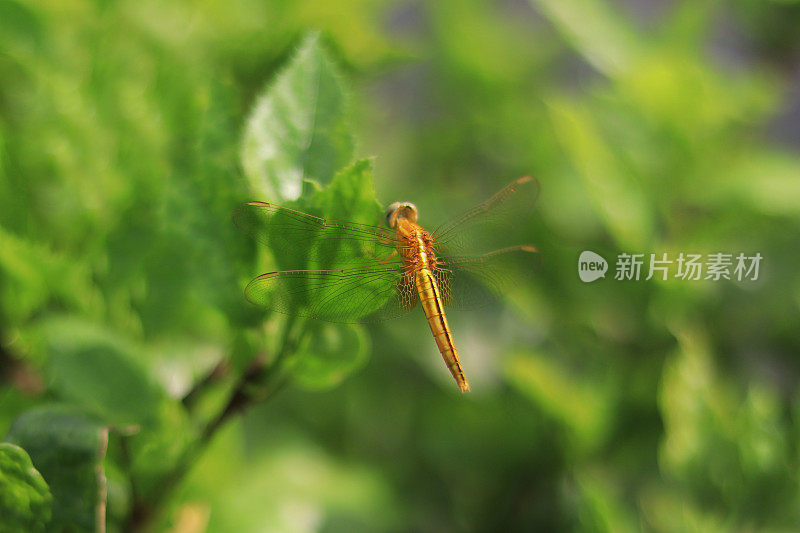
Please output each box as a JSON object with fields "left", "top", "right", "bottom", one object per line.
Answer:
{"left": 385, "top": 201, "right": 418, "bottom": 228}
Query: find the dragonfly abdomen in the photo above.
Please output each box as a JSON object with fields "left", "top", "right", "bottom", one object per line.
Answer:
{"left": 393, "top": 218, "right": 469, "bottom": 392}
{"left": 415, "top": 268, "right": 470, "bottom": 393}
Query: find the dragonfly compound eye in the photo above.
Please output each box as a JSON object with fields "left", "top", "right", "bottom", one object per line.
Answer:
{"left": 385, "top": 202, "right": 418, "bottom": 227}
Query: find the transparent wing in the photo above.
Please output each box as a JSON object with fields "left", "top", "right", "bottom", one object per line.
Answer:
{"left": 233, "top": 201, "right": 399, "bottom": 264}
{"left": 244, "top": 267, "right": 417, "bottom": 323}
{"left": 432, "top": 176, "right": 540, "bottom": 256}
{"left": 434, "top": 246, "right": 540, "bottom": 311}
{"left": 233, "top": 202, "right": 414, "bottom": 322}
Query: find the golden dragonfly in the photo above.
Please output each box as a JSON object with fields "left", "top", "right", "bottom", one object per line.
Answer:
{"left": 234, "top": 177, "right": 540, "bottom": 392}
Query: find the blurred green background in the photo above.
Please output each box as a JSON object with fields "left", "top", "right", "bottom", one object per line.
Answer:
{"left": 2, "top": 0, "right": 800, "bottom": 531}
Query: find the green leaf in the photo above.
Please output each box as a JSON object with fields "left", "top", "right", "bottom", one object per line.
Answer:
{"left": 505, "top": 350, "right": 610, "bottom": 451}
{"left": 305, "top": 159, "right": 382, "bottom": 225}
{"left": 0, "top": 226, "right": 101, "bottom": 326}
{"left": 182, "top": 423, "right": 399, "bottom": 532}
{"left": 0, "top": 0, "right": 43, "bottom": 57}
{"left": 573, "top": 467, "right": 638, "bottom": 532}
{"left": 241, "top": 32, "right": 353, "bottom": 201}
{"left": 530, "top": 0, "right": 643, "bottom": 77}
{"left": 268, "top": 158, "right": 383, "bottom": 268}
{"left": 712, "top": 150, "right": 800, "bottom": 217}
{"left": 0, "top": 443, "right": 52, "bottom": 532}
{"left": 39, "top": 317, "right": 165, "bottom": 427}
{"left": 546, "top": 97, "right": 652, "bottom": 248}
{"left": 301, "top": 158, "right": 385, "bottom": 273}
{"left": 124, "top": 401, "right": 197, "bottom": 502}
{"left": 659, "top": 324, "right": 796, "bottom": 522}
{"left": 259, "top": 159, "right": 390, "bottom": 320}
{"left": 5, "top": 406, "right": 107, "bottom": 532}
{"left": 289, "top": 323, "right": 370, "bottom": 391}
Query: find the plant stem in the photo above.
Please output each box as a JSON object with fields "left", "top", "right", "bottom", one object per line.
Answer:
{"left": 126, "top": 314, "right": 303, "bottom": 531}
{"left": 203, "top": 314, "right": 300, "bottom": 437}
{"left": 181, "top": 359, "right": 231, "bottom": 411}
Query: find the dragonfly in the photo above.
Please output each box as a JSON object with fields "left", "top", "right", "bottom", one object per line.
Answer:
{"left": 233, "top": 177, "right": 540, "bottom": 393}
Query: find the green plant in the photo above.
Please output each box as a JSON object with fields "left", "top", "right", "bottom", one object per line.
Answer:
{"left": 2, "top": 0, "right": 800, "bottom": 530}
{"left": 0, "top": 32, "right": 384, "bottom": 531}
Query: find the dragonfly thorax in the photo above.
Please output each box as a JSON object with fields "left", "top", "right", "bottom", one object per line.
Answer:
{"left": 396, "top": 225, "right": 437, "bottom": 274}
{"left": 385, "top": 201, "right": 418, "bottom": 228}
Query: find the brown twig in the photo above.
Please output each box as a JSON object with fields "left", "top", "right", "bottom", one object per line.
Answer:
{"left": 127, "top": 315, "right": 303, "bottom": 531}
{"left": 181, "top": 359, "right": 231, "bottom": 411}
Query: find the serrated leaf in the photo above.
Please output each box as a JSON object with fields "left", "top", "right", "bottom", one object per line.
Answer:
{"left": 298, "top": 158, "right": 384, "bottom": 272}
{"left": 289, "top": 323, "right": 370, "bottom": 391}
{"left": 39, "top": 317, "right": 165, "bottom": 426}
{"left": 5, "top": 406, "right": 107, "bottom": 532}
{"left": 265, "top": 159, "right": 383, "bottom": 270}
{"left": 241, "top": 32, "right": 353, "bottom": 201}
{"left": 0, "top": 443, "right": 52, "bottom": 532}
{"left": 305, "top": 158, "right": 382, "bottom": 226}
{"left": 256, "top": 159, "right": 389, "bottom": 320}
